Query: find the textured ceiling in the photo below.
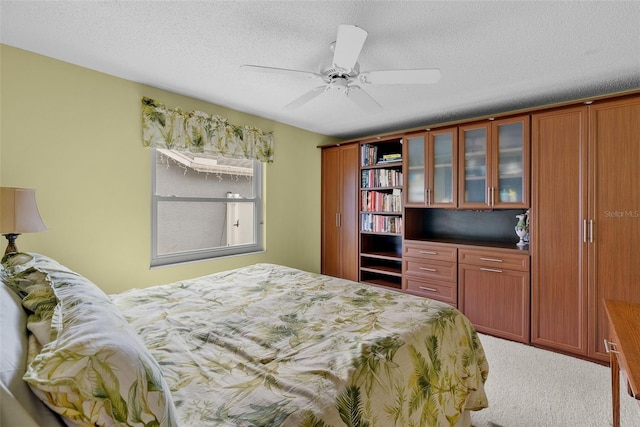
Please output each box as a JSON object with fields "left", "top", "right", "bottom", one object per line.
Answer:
{"left": 2, "top": 1, "right": 639, "bottom": 139}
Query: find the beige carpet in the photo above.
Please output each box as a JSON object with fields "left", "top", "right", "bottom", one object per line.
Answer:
{"left": 470, "top": 333, "right": 640, "bottom": 427}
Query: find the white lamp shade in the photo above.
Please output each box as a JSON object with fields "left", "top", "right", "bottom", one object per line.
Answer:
{"left": 0, "top": 187, "right": 48, "bottom": 234}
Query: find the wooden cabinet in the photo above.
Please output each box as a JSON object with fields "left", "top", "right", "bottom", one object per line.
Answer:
{"left": 404, "top": 127, "right": 458, "bottom": 208}
{"left": 458, "top": 248, "right": 530, "bottom": 343}
{"left": 320, "top": 91, "right": 639, "bottom": 363}
{"left": 531, "top": 95, "right": 640, "bottom": 362}
{"left": 321, "top": 144, "right": 359, "bottom": 281}
{"left": 359, "top": 138, "right": 404, "bottom": 290}
{"left": 459, "top": 116, "right": 530, "bottom": 209}
{"left": 403, "top": 241, "right": 457, "bottom": 306}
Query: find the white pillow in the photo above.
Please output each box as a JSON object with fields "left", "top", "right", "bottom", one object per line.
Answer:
{"left": 2, "top": 253, "right": 179, "bottom": 427}
{"left": 0, "top": 281, "right": 64, "bottom": 426}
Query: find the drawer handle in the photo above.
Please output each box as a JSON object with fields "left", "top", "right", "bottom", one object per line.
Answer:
{"left": 480, "top": 257, "right": 503, "bottom": 263}
{"left": 604, "top": 339, "right": 619, "bottom": 354}
{"left": 419, "top": 286, "right": 437, "bottom": 292}
{"left": 480, "top": 267, "right": 503, "bottom": 273}
{"left": 419, "top": 267, "right": 437, "bottom": 272}
{"left": 419, "top": 250, "right": 437, "bottom": 255}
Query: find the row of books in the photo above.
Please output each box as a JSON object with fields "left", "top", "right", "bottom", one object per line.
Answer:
{"left": 377, "top": 153, "right": 403, "bottom": 164}
{"left": 361, "top": 169, "right": 404, "bottom": 188}
{"left": 361, "top": 144, "right": 402, "bottom": 166}
{"left": 360, "top": 213, "right": 403, "bottom": 234}
{"left": 361, "top": 190, "right": 402, "bottom": 213}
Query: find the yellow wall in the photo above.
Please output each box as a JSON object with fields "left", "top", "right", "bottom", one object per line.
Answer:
{"left": 0, "top": 45, "right": 339, "bottom": 293}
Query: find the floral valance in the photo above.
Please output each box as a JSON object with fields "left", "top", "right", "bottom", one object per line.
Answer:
{"left": 141, "top": 97, "right": 273, "bottom": 163}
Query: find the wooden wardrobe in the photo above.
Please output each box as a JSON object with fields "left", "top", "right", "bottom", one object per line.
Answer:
{"left": 531, "top": 95, "right": 640, "bottom": 362}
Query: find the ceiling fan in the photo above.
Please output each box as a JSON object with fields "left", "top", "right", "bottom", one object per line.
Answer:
{"left": 241, "top": 24, "right": 441, "bottom": 113}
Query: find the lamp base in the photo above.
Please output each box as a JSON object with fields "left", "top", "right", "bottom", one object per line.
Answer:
{"left": 3, "top": 233, "right": 20, "bottom": 255}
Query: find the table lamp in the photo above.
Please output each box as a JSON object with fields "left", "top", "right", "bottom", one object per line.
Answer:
{"left": 0, "top": 187, "right": 47, "bottom": 255}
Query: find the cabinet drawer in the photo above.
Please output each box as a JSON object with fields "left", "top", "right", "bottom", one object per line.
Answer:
{"left": 458, "top": 248, "right": 529, "bottom": 271}
{"left": 404, "top": 258, "right": 457, "bottom": 283}
{"left": 403, "top": 241, "right": 457, "bottom": 262}
{"left": 405, "top": 278, "right": 457, "bottom": 306}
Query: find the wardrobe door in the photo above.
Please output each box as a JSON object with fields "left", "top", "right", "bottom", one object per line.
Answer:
{"left": 322, "top": 146, "right": 342, "bottom": 277}
{"left": 531, "top": 106, "right": 589, "bottom": 355}
{"left": 340, "top": 143, "right": 359, "bottom": 281}
{"left": 321, "top": 144, "right": 359, "bottom": 281}
{"left": 588, "top": 96, "right": 640, "bottom": 361}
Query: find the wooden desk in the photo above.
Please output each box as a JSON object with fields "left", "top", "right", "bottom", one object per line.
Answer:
{"left": 604, "top": 299, "right": 640, "bottom": 427}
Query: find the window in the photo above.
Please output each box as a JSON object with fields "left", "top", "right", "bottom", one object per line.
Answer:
{"left": 151, "top": 149, "right": 263, "bottom": 267}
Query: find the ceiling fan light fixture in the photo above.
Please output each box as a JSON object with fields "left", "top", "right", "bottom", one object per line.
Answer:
{"left": 329, "top": 76, "right": 349, "bottom": 90}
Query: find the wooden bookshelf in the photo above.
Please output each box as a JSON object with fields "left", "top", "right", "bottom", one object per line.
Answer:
{"left": 359, "top": 138, "right": 404, "bottom": 290}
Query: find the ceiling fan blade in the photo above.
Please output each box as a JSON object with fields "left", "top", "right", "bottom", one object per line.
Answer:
{"left": 333, "top": 25, "right": 368, "bottom": 70}
{"left": 241, "top": 64, "right": 321, "bottom": 79}
{"left": 283, "top": 86, "right": 327, "bottom": 110}
{"left": 359, "top": 69, "right": 442, "bottom": 85}
{"left": 347, "top": 86, "right": 382, "bottom": 113}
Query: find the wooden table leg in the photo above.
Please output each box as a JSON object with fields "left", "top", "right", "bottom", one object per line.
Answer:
{"left": 611, "top": 352, "right": 620, "bottom": 427}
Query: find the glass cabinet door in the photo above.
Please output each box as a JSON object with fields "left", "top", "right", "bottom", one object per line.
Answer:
{"left": 460, "top": 125, "right": 489, "bottom": 207}
{"left": 494, "top": 118, "right": 529, "bottom": 207}
{"left": 405, "top": 135, "right": 426, "bottom": 205}
{"left": 430, "top": 129, "right": 457, "bottom": 207}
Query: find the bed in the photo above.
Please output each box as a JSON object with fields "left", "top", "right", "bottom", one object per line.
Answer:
{"left": 1, "top": 252, "right": 488, "bottom": 427}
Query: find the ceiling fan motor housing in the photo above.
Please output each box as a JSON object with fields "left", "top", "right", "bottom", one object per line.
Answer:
{"left": 323, "top": 63, "right": 360, "bottom": 80}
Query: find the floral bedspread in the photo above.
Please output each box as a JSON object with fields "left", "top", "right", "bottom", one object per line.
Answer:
{"left": 111, "top": 263, "right": 488, "bottom": 427}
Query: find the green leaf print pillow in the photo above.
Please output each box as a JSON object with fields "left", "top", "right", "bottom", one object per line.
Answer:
{"left": 2, "top": 253, "right": 60, "bottom": 347}
{"left": 2, "top": 253, "right": 178, "bottom": 427}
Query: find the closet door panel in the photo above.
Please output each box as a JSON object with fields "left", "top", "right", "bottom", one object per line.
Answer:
{"left": 531, "top": 106, "right": 589, "bottom": 355}
{"left": 588, "top": 97, "right": 640, "bottom": 360}
{"left": 322, "top": 147, "right": 343, "bottom": 277}
{"left": 341, "top": 143, "right": 360, "bottom": 281}
{"left": 321, "top": 144, "right": 359, "bottom": 281}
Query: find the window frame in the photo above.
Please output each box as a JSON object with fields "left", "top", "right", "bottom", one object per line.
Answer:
{"left": 150, "top": 149, "right": 264, "bottom": 267}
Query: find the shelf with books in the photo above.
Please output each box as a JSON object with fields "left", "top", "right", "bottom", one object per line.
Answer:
{"left": 360, "top": 213, "right": 403, "bottom": 234}
{"left": 361, "top": 189, "right": 402, "bottom": 214}
{"left": 361, "top": 143, "right": 403, "bottom": 167}
{"left": 361, "top": 168, "right": 404, "bottom": 189}
{"left": 359, "top": 138, "right": 404, "bottom": 289}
